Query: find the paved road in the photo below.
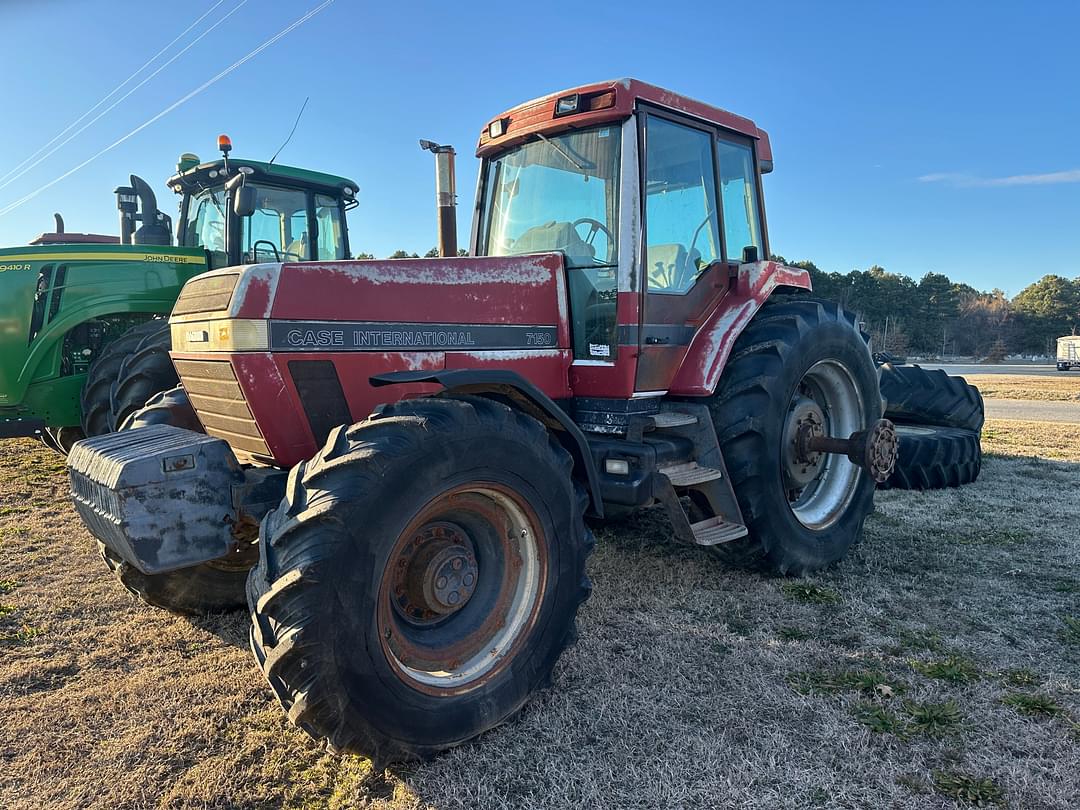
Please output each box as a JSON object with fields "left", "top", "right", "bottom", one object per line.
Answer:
{"left": 985, "top": 398, "right": 1080, "bottom": 423}
{"left": 917, "top": 363, "right": 1064, "bottom": 377}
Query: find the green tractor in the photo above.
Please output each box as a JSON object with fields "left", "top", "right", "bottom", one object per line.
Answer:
{"left": 0, "top": 137, "right": 358, "bottom": 452}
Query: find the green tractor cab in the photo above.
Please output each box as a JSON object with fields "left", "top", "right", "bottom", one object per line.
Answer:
{"left": 0, "top": 139, "right": 357, "bottom": 451}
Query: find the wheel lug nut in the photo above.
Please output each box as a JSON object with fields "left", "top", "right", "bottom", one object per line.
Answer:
{"left": 448, "top": 591, "right": 460, "bottom": 605}
{"left": 436, "top": 576, "right": 447, "bottom": 589}
{"left": 452, "top": 558, "right": 462, "bottom": 570}
{"left": 463, "top": 573, "right": 474, "bottom": 587}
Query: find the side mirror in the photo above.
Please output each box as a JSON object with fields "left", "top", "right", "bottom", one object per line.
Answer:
{"left": 741, "top": 245, "right": 759, "bottom": 264}
{"left": 233, "top": 185, "right": 256, "bottom": 218}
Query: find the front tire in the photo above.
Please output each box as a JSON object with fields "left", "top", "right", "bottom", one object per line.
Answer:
{"left": 247, "top": 396, "right": 593, "bottom": 762}
{"left": 702, "top": 298, "right": 882, "bottom": 575}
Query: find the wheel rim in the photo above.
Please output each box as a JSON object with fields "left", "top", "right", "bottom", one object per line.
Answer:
{"left": 377, "top": 483, "right": 547, "bottom": 695}
{"left": 781, "top": 359, "right": 864, "bottom": 530}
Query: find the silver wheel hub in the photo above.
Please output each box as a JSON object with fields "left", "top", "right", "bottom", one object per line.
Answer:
{"left": 783, "top": 396, "right": 827, "bottom": 487}
{"left": 782, "top": 360, "right": 865, "bottom": 531}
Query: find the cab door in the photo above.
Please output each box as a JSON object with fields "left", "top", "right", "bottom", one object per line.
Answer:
{"left": 635, "top": 110, "right": 766, "bottom": 393}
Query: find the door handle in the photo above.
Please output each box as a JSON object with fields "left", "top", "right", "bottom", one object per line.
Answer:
{"left": 644, "top": 335, "right": 670, "bottom": 345}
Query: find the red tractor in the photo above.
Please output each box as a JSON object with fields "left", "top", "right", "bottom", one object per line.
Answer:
{"left": 69, "top": 79, "right": 897, "bottom": 762}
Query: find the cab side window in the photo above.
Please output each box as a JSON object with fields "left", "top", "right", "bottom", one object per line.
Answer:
{"left": 315, "top": 194, "right": 346, "bottom": 260}
{"left": 716, "top": 140, "right": 763, "bottom": 261}
{"left": 644, "top": 116, "right": 720, "bottom": 294}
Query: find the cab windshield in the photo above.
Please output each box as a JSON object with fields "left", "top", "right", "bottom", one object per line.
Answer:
{"left": 480, "top": 125, "right": 621, "bottom": 269}
{"left": 181, "top": 183, "right": 347, "bottom": 263}
{"left": 480, "top": 125, "right": 622, "bottom": 361}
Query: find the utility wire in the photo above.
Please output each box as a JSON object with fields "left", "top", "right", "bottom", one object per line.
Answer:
{"left": 0, "top": 0, "right": 230, "bottom": 187}
{"left": 0, "top": 0, "right": 249, "bottom": 194}
{"left": 0, "top": 0, "right": 335, "bottom": 220}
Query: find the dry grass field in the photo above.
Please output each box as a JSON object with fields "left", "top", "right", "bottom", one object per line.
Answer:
{"left": 966, "top": 374, "right": 1080, "bottom": 403}
{"left": 1, "top": 378, "right": 1078, "bottom": 808}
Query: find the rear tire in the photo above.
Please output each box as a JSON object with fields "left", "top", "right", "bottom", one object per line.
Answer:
{"left": 80, "top": 319, "right": 174, "bottom": 436}
{"left": 879, "top": 363, "right": 984, "bottom": 433}
{"left": 879, "top": 425, "right": 981, "bottom": 490}
{"left": 701, "top": 298, "right": 881, "bottom": 575}
{"left": 102, "top": 386, "right": 249, "bottom": 615}
{"left": 247, "top": 395, "right": 593, "bottom": 762}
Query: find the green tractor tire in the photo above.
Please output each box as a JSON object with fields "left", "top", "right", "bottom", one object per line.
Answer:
{"left": 80, "top": 319, "right": 177, "bottom": 437}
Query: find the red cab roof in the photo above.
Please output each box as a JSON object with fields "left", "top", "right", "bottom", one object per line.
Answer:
{"left": 477, "top": 78, "right": 772, "bottom": 168}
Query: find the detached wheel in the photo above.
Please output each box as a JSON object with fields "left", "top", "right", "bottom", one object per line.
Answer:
{"left": 880, "top": 425, "right": 981, "bottom": 490}
{"left": 879, "top": 363, "right": 984, "bottom": 433}
{"left": 100, "top": 386, "right": 250, "bottom": 615}
{"left": 248, "top": 396, "right": 593, "bottom": 762}
{"left": 81, "top": 319, "right": 176, "bottom": 436}
{"left": 702, "top": 298, "right": 881, "bottom": 575}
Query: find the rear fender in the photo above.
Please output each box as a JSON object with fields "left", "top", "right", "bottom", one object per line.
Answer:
{"left": 669, "top": 261, "right": 811, "bottom": 396}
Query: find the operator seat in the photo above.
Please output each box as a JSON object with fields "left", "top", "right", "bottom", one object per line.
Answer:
{"left": 647, "top": 243, "right": 702, "bottom": 292}
{"left": 285, "top": 233, "right": 308, "bottom": 261}
{"left": 508, "top": 221, "right": 615, "bottom": 357}
{"left": 508, "top": 221, "right": 595, "bottom": 266}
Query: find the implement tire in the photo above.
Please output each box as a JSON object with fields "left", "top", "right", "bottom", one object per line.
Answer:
{"left": 80, "top": 319, "right": 173, "bottom": 436}
{"left": 247, "top": 395, "right": 593, "bottom": 763}
{"left": 101, "top": 385, "right": 250, "bottom": 615}
{"left": 879, "top": 425, "right": 981, "bottom": 490}
{"left": 879, "top": 363, "right": 984, "bottom": 433}
{"left": 701, "top": 298, "right": 882, "bottom": 575}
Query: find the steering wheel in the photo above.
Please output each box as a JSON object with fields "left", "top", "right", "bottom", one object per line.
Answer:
{"left": 572, "top": 217, "right": 615, "bottom": 263}
{"left": 252, "top": 240, "right": 282, "bottom": 261}
{"left": 679, "top": 213, "right": 716, "bottom": 289}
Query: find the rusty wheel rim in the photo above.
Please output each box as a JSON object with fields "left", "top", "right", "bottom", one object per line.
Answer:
{"left": 377, "top": 483, "right": 547, "bottom": 695}
{"left": 782, "top": 359, "right": 864, "bottom": 530}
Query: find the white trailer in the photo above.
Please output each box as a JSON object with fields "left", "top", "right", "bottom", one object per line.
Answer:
{"left": 1058, "top": 335, "right": 1080, "bottom": 371}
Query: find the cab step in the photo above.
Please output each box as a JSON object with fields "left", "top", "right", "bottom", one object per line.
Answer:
{"left": 658, "top": 461, "right": 723, "bottom": 487}
{"left": 690, "top": 516, "right": 749, "bottom": 546}
{"left": 651, "top": 411, "right": 698, "bottom": 429}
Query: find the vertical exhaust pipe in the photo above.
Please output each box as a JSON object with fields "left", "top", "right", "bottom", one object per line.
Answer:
{"left": 115, "top": 184, "right": 138, "bottom": 244}
{"left": 419, "top": 140, "right": 457, "bottom": 257}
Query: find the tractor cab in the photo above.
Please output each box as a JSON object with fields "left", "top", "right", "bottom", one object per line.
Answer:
{"left": 473, "top": 79, "right": 773, "bottom": 391}
{"left": 170, "top": 137, "right": 358, "bottom": 269}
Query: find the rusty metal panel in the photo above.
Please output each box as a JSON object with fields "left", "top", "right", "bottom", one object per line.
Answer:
{"left": 266, "top": 255, "right": 567, "bottom": 328}
{"left": 668, "top": 261, "right": 812, "bottom": 396}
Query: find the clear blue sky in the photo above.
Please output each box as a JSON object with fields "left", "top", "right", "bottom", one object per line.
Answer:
{"left": 1, "top": 0, "right": 1077, "bottom": 296}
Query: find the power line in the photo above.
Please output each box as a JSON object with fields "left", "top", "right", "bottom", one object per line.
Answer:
{"left": 0, "top": 0, "right": 249, "bottom": 194}
{"left": 0, "top": 0, "right": 336, "bottom": 221}
{"left": 0, "top": 0, "right": 230, "bottom": 187}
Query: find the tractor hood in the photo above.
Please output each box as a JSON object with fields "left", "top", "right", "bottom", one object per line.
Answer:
{"left": 168, "top": 255, "right": 572, "bottom": 466}
{"left": 0, "top": 243, "right": 205, "bottom": 422}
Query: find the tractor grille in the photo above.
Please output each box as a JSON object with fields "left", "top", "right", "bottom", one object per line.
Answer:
{"left": 173, "top": 273, "right": 239, "bottom": 316}
{"left": 173, "top": 359, "right": 270, "bottom": 456}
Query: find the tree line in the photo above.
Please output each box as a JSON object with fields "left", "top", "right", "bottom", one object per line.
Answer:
{"left": 364, "top": 247, "right": 1079, "bottom": 359}
{"left": 771, "top": 256, "right": 1080, "bottom": 359}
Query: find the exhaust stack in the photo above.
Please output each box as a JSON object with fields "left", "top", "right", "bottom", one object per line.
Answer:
{"left": 419, "top": 140, "right": 457, "bottom": 257}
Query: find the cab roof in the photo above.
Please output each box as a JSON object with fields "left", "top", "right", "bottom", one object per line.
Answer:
{"left": 477, "top": 78, "right": 773, "bottom": 170}
{"left": 167, "top": 158, "right": 358, "bottom": 197}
